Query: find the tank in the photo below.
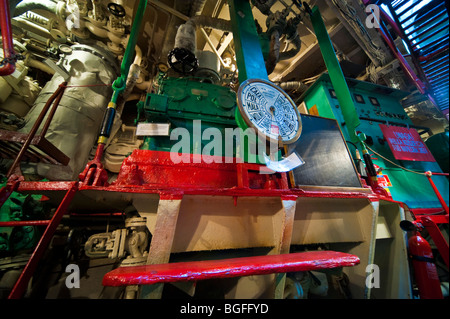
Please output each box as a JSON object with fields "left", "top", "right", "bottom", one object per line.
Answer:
{"left": 19, "top": 44, "right": 118, "bottom": 180}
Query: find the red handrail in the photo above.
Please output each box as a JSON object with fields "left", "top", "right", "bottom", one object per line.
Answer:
{"left": 0, "top": 0, "right": 17, "bottom": 76}
{"left": 426, "top": 171, "right": 449, "bottom": 214}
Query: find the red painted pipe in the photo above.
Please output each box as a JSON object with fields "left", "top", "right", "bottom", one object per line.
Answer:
{"left": 0, "top": 220, "right": 50, "bottom": 227}
{"left": 8, "top": 182, "right": 78, "bottom": 299}
{"left": 378, "top": 6, "right": 405, "bottom": 41}
{"left": 428, "top": 172, "right": 449, "bottom": 176}
{"left": 0, "top": 0, "right": 16, "bottom": 76}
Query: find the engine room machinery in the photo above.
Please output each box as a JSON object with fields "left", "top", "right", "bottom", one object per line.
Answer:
{"left": 0, "top": 0, "right": 448, "bottom": 302}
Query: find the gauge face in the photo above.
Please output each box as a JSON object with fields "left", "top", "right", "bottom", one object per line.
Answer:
{"left": 237, "top": 79, "right": 302, "bottom": 144}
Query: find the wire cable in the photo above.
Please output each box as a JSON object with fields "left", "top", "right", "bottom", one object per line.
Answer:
{"left": 366, "top": 144, "right": 427, "bottom": 175}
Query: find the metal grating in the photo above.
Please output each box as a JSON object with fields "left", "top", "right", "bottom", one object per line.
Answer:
{"left": 385, "top": 0, "right": 449, "bottom": 114}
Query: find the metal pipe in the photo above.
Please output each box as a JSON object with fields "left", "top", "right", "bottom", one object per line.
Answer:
{"left": 0, "top": 220, "right": 50, "bottom": 227}
{"left": 265, "top": 30, "right": 280, "bottom": 74}
{"left": 98, "top": 0, "right": 147, "bottom": 156}
{"left": 189, "top": 0, "right": 207, "bottom": 17}
{"left": 6, "top": 82, "right": 67, "bottom": 177}
{"left": 111, "top": 0, "right": 148, "bottom": 101}
{"left": 0, "top": 0, "right": 17, "bottom": 76}
{"left": 12, "top": 0, "right": 57, "bottom": 17}
{"left": 149, "top": 0, "right": 229, "bottom": 68}
{"left": 191, "top": 16, "right": 232, "bottom": 32}
{"left": 199, "top": 28, "right": 226, "bottom": 68}
{"left": 378, "top": 6, "right": 404, "bottom": 40}
{"left": 277, "top": 80, "right": 309, "bottom": 94}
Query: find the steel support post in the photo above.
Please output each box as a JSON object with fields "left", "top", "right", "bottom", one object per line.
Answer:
{"left": 139, "top": 197, "right": 183, "bottom": 299}
{"left": 228, "top": 0, "right": 269, "bottom": 83}
{"left": 309, "top": 6, "right": 360, "bottom": 144}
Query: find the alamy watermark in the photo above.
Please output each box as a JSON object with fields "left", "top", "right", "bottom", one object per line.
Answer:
{"left": 65, "top": 264, "right": 80, "bottom": 289}
{"left": 365, "top": 264, "right": 380, "bottom": 289}
{"left": 169, "top": 120, "right": 281, "bottom": 166}
{"left": 365, "top": 4, "right": 381, "bottom": 29}
{"left": 65, "top": 3, "right": 81, "bottom": 31}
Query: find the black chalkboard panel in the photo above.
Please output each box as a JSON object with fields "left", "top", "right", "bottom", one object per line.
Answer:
{"left": 287, "top": 114, "right": 362, "bottom": 188}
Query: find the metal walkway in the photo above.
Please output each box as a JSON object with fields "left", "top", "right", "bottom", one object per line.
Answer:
{"left": 386, "top": 0, "right": 449, "bottom": 116}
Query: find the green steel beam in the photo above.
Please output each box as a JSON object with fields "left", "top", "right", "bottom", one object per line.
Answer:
{"left": 309, "top": 6, "right": 360, "bottom": 144}
{"left": 228, "top": 0, "right": 268, "bottom": 82}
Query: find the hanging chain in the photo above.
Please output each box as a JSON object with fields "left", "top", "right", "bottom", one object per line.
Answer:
{"left": 0, "top": 53, "right": 25, "bottom": 67}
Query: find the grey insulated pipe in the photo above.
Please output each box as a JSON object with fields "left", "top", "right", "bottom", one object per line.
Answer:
{"left": 13, "top": 0, "right": 58, "bottom": 16}
{"left": 189, "top": 0, "right": 207, "bottom": 17}
{"left": 278, "top": 81, "right": 308, "bottom": 94}
{"left": 174, "top": 19, "right": 197, "bottom": 54}
{"left": 265, "top": 28, "right": 301, "bottom": 74}
{"left": 190, "top": 16, "right": 232, "bottom": 32}
{"left": 266, "top": 30, "right": 280, "bottom": 75}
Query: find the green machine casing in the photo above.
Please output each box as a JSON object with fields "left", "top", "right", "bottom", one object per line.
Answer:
{"left": 300, "top": 73, "right": 449, "bottom": 209}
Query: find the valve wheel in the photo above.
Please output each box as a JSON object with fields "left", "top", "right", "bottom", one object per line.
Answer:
{"left": 107, "top": 3, "right": 126, "bottom": 17}
{"left": 167, "top": 48, "right": 198, "bottom": 74}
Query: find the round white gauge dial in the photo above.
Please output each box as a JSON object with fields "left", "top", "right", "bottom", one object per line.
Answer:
{"left": 237, "top": 78, "right": 302, "bottom": 144}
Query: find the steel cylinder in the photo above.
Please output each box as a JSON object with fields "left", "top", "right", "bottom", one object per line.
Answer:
{"left": 408, "top": 231, "right": 443, "bottom": 299}
{"left": 19, "top": 44, "right": 118, "bottom": 180}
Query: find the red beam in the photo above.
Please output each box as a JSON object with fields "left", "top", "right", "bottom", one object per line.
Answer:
{"left": 102, "top": 251, "right": 360, "bottom": 287}
{"left": 15, "top": 180, "right": 376, "bottom": 201}
{"left": 8, "top": 182, "right": 78, "bottom": 299}
{"left": 411, "top": 208, "right": 446, "bottom": 216}
{"left": 0, "top": 220, "right": 50, "bottom": 227}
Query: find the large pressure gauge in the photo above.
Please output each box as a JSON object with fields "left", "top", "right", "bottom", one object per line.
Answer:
{"left": 236, "top": 78, "right": 302, "bottom": 144}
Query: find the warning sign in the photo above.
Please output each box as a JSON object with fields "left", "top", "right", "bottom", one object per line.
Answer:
{"left": 377, "top": 174, "right": 392, "bottom": 188}
{"left": 379, "top": 124, "right": 436, "bottom": 162}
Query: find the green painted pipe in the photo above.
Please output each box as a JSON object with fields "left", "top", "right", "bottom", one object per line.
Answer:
{"left": 111, "top": 0, "right": 148, "bottom": 102}
{"left": 97, "top": 0, "right": 147, "bottom": 145}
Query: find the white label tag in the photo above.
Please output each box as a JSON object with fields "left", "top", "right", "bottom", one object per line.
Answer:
{"left": 263, "top": 152, "right": 305, "bottom": 172}
{"left": 136, "top": 123, "right": 171, "bottom": 136}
